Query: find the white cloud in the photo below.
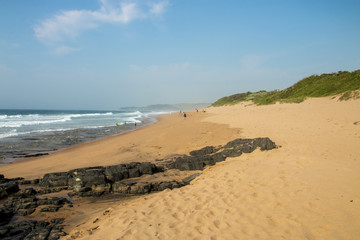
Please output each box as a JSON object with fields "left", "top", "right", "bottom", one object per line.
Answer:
{"left": 149, "top": 1, "right": 169, "bottom": 15}
{"left": 34, "top": 0, "right": 169, "bottom": 53}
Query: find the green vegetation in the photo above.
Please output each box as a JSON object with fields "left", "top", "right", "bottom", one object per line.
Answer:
{"left": 212, "top": 91, "right": 268, "bottom": 106}
{"left": 212, "top": 69, "right": 360, "bottom": 107}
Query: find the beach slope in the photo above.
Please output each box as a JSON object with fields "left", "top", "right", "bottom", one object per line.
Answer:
{"left": 63, "top": 97, "right": 360, "bottom": 240}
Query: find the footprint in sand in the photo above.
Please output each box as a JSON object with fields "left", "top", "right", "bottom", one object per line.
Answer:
{"left": 213, "top": 219, "right": 221, "bottom": 229}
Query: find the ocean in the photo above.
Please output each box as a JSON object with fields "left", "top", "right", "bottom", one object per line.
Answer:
{"left": 0, "top": 109, "right": 168, "bottom": 163}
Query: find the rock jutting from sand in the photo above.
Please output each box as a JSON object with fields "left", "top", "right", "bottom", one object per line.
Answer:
{"left": 167, "top": 137, "right": 277, "bottom": 171}
{"left": 0, "top": 137, "right": 276, "bottom": 239}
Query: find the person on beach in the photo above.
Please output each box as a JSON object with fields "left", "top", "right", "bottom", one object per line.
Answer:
{"left": 134, "top": 122, "right": 137, "bottom": 128}
{"left": 183, "top": 113, "right": 187, "bottom": 118}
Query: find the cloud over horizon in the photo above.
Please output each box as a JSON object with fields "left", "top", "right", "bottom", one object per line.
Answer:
{"left": 33, "top": 0, "right": 169, "bottom": 54}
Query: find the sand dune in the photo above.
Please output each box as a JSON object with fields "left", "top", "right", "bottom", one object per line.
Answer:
{"left": 63, "top": 97, "right": 360, "bottom": 240}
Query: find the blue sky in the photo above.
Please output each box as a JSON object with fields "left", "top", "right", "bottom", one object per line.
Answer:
{"left": 1, "top": 0, "right": 359, "bottom": 110}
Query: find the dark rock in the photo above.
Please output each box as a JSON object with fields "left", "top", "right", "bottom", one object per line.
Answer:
{"left": 224, "top": 137, "right": 276, "bottom": 152}
{"left": 48, "top": 228, "right": 67, "bottom": 240}
{"left": 182, "top": 173, "right": 202, "bottom": 185}
{"left": 24, "top": 227, "right": 51, "bottom": 240}
{"left": 172, "top": 155, "right": 220, "bottom": 171}
{"left": 138, "top": 162, "right": 157, "bottom": 175}
{"left": 168, "top": 137, "right": 276, "bottom": 171}
{"left": 92, "top": 183, "right": 111, "bottom": 193}
{"left": 128, "top": 168, "right": 140, "bottom": 178}
{"left": 15, "top": 187, "right": 37, "bottom": 198}
{"left": 0, "top": 188, "right": 8, "bottom": 199}
{"left": 39, "top": 172, "right": 68, "bottom": 187}
{"left": 112, "top": 182, "right": 130, "bottom": 194}
{"left": 19, "top": 179, "right": 40, "bottom": 185}
{"left": 3, "top": 220, "right": 36, "bottom": 239}
{"left": 0, "top": 182, "right": 20, "bottom": 199}
{"left": 37, "top": 186, "right": 68, "bottom": 195}
{"left": 152, "top": 182, "right": 172, "bottom": 191}
{"left": 211, "top": 152, "right": 227, "bottom": 162}
{"left": 4, "top": 197, "right": 38, "bottom": 211}
{"left": 40, "top": 206, "right": 62, "bottom": 212}
{"left": 30, "top": 179, "right": 40, "bottom": 184}
{"left": 20, "top": 180, "right": 32, "bottom": 185}
{"left": 8, "top": 177, "right": 25, "bottom": 183}
{"left": 0, "top": 208, "right": 14, "bottom": 226}
{"left": 68, "top": 167, "right": 107, "bottom": 192}
{"left": 253, "top": 137, "right": 277, "bottom": 150}
{"left": 190, "top": 146, "right": 218, "bottom": 156}
{"left": 172, "top": 156, "right": 205, "bottom": 171}
{"left": 105, "top": 162, "right": 161, "bottom": 183}
{"left": 151, "top": 181, "right": 183, "bottom": 191}
{"left": 17, "top": 208, "right": 36, "bottom": 216}
{"left": 23, "top": 152, "right": 49, "bottom": 158}
{"left": 37, "top": 197, "right": 70, "bottom": 206}
{"left": 217, "top": 148, "right": 243, "bottom": 158}
{"left": 0, "top": 218, "right": 67, "bottom": 240}
{"left": 4, "top": 196, "right": 69, "bottom": 216}
{"left": 218, "top": 137, "right": 277, "bottom": 157}
{"left": 129, "top": 183, "right": 151, "bottom": 194}
{"left": 50, "top": 218, "right": 65, "bottom": 225}
{"left": 105, "top": 164, "right": 129, "bottom": 182}
{"left": 224, "top": 138, "right": 253, "bottom": 148}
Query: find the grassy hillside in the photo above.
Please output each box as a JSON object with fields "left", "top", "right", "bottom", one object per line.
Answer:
{"left": 212, "top": 91, "right": 268, "bottom": 107}
{"left": 212, "top": 69, "right": 360, "bottom": 107}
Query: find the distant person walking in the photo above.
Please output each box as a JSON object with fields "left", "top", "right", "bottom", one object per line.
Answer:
{"left": 183, "top": 113, "right": 187, "bottom": 118}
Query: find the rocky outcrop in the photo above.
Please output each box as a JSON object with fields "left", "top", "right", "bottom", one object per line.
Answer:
{"left": 189, "top": 146, "right": 218, "bottom": 156}
{"left": 167, "top": 137, "right": 277, "bottom": 171}
{"left": 111, "top": 180, "right": 183, "bottom": 195}
{"left": 182, "top": 173, "right": 202, "bottom": 185}
{"left": 39, "top": 172, "right": 68, "bottom": 188}
{"left": 3, "top": 196, "right": 71, "bottom": 216}
{"left": 0, "top": 136, "right": 277, "bottom": 240}
{"left": 0, "top": 219, "right": 66, "bottom": 240}
{"left": 0, "top": 207, "right": 14, "bottom": 226}
{"left": 38, "top": 162, "right": 162, "bottom": 194}
{"left": 0, "top": 195, "right": 69, "bottom": 239}
{"left": 0, "top": 182, "right": 20, "bottom": 200}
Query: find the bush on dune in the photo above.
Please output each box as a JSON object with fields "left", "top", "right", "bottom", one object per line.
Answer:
{"left": 212, "top": 69, "right": 360, "bottom": 107}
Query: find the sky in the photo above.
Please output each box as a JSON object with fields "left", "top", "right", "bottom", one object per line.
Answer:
{"left": 0, "top": 0, "right": 360, "bottom": 110}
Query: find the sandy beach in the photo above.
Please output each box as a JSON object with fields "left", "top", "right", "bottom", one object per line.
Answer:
{"left": 1, "top": 97, "right": 360, "bottom": 239}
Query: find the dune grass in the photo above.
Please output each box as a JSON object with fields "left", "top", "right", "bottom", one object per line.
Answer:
{"left": 212, "top": 69, "right": 360, "bottom": 107}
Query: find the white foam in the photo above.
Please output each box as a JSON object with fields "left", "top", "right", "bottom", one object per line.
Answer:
{"left": 0, "top": 129, "right": 17, "bottom": 139}
{"left": 0, "top": 112, "right": 115, "bottom": 128}
{"left": 0, "top": 117, "right": 72, "bottom": 128}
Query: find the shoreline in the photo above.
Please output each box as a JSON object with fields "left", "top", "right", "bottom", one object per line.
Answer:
{"left": 0, "top": 116, "right": 158, "bottom": 166}
{"left": 0, "top": 111, "right": 240, "bottom": 180}
{"left": 0, "top": 114, "right": 158, "bottom": 165}
{"left": 1, "top": 97, "right": 360, "bottom": 239}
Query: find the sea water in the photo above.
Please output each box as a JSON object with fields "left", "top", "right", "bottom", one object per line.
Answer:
{"left": 0, "top": 109, "right": 168, "bottom": 162}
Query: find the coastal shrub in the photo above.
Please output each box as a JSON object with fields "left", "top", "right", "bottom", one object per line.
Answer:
{"left": 212, "top": 69, "right": 360, "bottom": 106}
{"left": 212, "top": 91, "right": 268, "bottom": 106}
